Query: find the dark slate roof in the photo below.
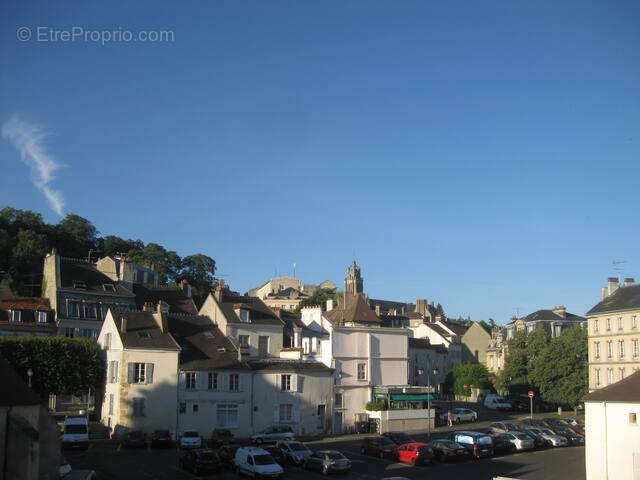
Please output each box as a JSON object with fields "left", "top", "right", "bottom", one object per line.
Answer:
{"left": 265, "top": 287, "right": 308, "bottom": 300}
{"left": 279, "top": 310, "right": 306, "bottom": 329}
{"left": 0, "top": 355, "right": 42, "bottom": 406}
{"left": 368, "top": 298, "right": 416, "bottom": 314}
{"left": 428, "top": 323, "right": 452, "bottom": 337}
{"left": 587, "top": 284, "right": 640, "bottom": 315}
{"left": 408, "top": 338, "right": 448, "bottom": 354}
{"left": 380, "top": 315, "right": 409, "bottom": 328}
{"left": 165, "top": 314, "right": 246, "bottom": 370}
{"left": 521, "top": 309, "right": 586, "bottom": 322}
{"left": 60, "top": 258, "right": 134, "bottom": 296}
{"left": 324, "top": 294, "right": 381, "bottom": 325}
{"left": 247, "top": 359, "right": 333, "bottom": 373}
{"left": 113, "top": 311, "right": 180, "bottom": 351}
{"left": 132, "top": 284, "right": 198, "bottom": 315}
{"left": 220, "top": 292, "right": 283, "bottom": 326}
{"left": 584, "top": 370, "right": 640, "bottom": 402}
{"left": 442, "top": 321, "right": 469, "bottom": 336}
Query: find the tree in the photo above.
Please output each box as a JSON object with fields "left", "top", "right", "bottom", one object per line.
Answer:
{"left": 129, "top": 243, "right": 182, "bottom": 284}
{"left": 496, "top": 330, "right": 528, "bottom": 392}
{"left": 55, "top": 214, "right": 98, "bottom": 259}
{"left": 296, "top": 288, "right": 342, "bottom": 312}
{"left": 179, "top": 254, "right": 216, "bottom": 305}
{"left": 449, "top": 362, "right": 491, "bottom": 396}
{"left": 100, "top": 235, "right": 144, "bottom": 258}
{"left": 435, "top": 303, "right": 445, "bottom": 317}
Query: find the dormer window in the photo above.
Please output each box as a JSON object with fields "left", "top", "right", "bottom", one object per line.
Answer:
{"left": 103, "top": 284, "right": 116, "bottom": 292}
{"left": 37, "top": 311, "right": 48, "bottom": 323}
{"left": 73, "top": 280, "right": 87, "bottom": 289}
{"left": 9, "top": 310, "right": 22, "bottom": 323}
{"left": 239, "top": 309, "right": 250, "bottom": 323}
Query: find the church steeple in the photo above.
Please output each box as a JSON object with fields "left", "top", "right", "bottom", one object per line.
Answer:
{"left": 344, "top": 260, "right": 363, "bottom": 306}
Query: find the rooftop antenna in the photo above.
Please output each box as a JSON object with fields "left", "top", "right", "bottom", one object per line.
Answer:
{"left": 293, "top": 262, "right": 296, "bottom": 278}
{"left": 514, "top": 307, "right": 521, "bottom": 319}
{"left": 612, "top": 259, "right": 627, "bottom": 275}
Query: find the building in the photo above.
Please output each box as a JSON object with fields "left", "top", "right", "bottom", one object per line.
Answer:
{"left": 460, "top": 322, "right": 492, "bottom": 364}
{"left": 43, "top": 249, "right": 136, "bottom": 338}
{"left": 587, "top": 277, "right": 640, "bottom": 391}
{"left": 248, "top": 276, "right": 336, "bottom": 311}
{"left": 505, "top": 305, "right": 586, "bottom": 341}
{"left": 0, "top": 293, "right": 56, "bottom": 337}
{"left": 407, "top": 338, "right": 449, "bottom": 389}
{"left": 410, "top": 319, "right": 463, "bottom": 365}
{"left": 95, "top": 254, "right": 159, "bottom": 287}
{"left": 584, "top": 369, "right": 640, "bottom": 480}
{"left": 0, "top": 356, "right": 60, "bottom": 480}
{"left": 486, "top": 327, "right": 507, "bottom": 375}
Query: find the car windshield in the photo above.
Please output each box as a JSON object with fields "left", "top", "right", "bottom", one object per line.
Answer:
{"left": 65, "top": 425, "right": 87, "bottom": 434}
{"left": 254, "top": 454, "right": 276, "bottom": 466}
{"left": 515, "top": 434, "right": 531, "bottom": 440}
{"left": 539, "top": 429, "right": 554, "bottom": 435}
{"left": 417, "top": 446, "right": 431, "bottom": 454}
{"left": 379, "top": 437, "right": 394, "bottom": 446}
{"left": 327, "top": 452, "right": 345, "bottom": 460}
{"left": 437, "top": 440, "right": 457, "bottom": 448}
{"left": 477, "top": 436, "right": 492, "bottom": 445}
{"left": 184, "top": 432, "right": 199, "bottom": 438}
{"left": 505, "top": 423, "right": 517, "bottom": 430}
{"left": 289, "top": 443, "right": 308, "bottom": 451}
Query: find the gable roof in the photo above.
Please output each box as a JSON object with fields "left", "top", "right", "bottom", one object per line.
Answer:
{"left": 408, "top": 338, "right": 448, "bottom": 354}
{"left": 247, "top": 359, "right": 333, "bottom": 373}
{"left": 165, "top": 314, "right": 246, "bottom": 370}
{"left": 520, "top": 309, "right": 586, "bottom": 323}
{"left": 442, "top": 321, "right": 469, "bottom": 336}
{"left": 583, "top": 370, "right": 640, "bottom": 402}
{"left": 60, "top": 257, "right": 134, "bottom": 296}
{"left": 587, "top": 284, "right": 640, "bottom": 316}
{"left": 323, "top": 294, "right": 381, "bottom": 326}
{"left": 0, "top": 297, "right": 56, "bottom": 331}
{"left": 220, "top": 292, "right": 284, "bottom": 326}
{"left": 0, "top": 355, "right": 42, "bottom": 406}
{"left": 265, "top": 287, "right": 308, "bottom": 300}
{"left": 113, "top": 311, "right": 180, "bottom": 351}
{"left": 132, "top": 284, "right": 198, "bottom": 315}
{"left": 427, "top": 323, "right": 452, "bottom": 338}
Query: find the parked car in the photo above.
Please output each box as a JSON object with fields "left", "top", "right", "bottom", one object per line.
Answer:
{"left": 276, "top": 440, "right": 313, "bottom": 465}
{"left": 263, "top": 446, "right": 288, "bottom": 466}
{"left": 61, "top": 470, "right": 97, "bottom": 480}
{"left": 360, "top": 436, "right": 397, "bottom": 458}
{"left": 304, "top": 450, "right": 352, "bottom": 475}
{"left": 180, "top": 449, "right": 222, "bottom": 475}
{"left": 520, "top": 428, "right": 548, "bottom": 449}
{"left": 234, "top": 446, "right": 284, "bottom": 479}
{"left": 489, "top": 422, "right": 519, "bottom": 434}
{"left": 122, "top": 430, "right": 147, "bottom": 449}
{"left": 550, "top": 426, "right": 584, "bottom": 445}
{"left": 180, "top": 430, "right": 202, "bottom": 449}
{"left": 562, "top": 417, "right": 585, "bottom": 427}
{"left": 382, "top": 432, "right": 415, "bottom": 445}
{"left": 151, "top": 430, "right": 173, "bottom": 448}
{"left": 59, "top": 456, "right": 72, "bottom": 477}
{"left": 251, "top": 426, "right": 295, "bottom": 444}
{"left": 395, "top": 442, "right": 434, "bottom": 466}
{"left": 491, "top": 434, "right": 514, "bottom": 455}
{"left": 518, "top": 418, "right": 550, "bottom": 429}
{"left": 428, "top": 439, "right": 469, "bottom": 462}
{"left": 499, "top": 432, "right": 535, "bottom": 451}
{"left": 508, "top": 398, "right": 529, "bottom": 412}
{"left": 527, "top": 428, "right": 568, "bottom": 447}
{"left": 484, "top": 394, "right": 512, "bottom": 411}
{"left": 208, "top": 428, "right": 234, "bottom": 447}
{"left": 450, "top": 431, "right": 494, "bottom": 459}
{"left": 62, "top": 417, "right": 90, "bottom": 450}
{"left": 450, "top": 408, "right": 477, "bottom": 423}
{"left": 218, "top": 444, "right": 240, "bottom": 469}
{"left": 545, "top": 418, "right": 585, "bottom": 437}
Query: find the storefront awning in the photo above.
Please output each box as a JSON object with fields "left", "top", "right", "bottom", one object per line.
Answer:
{"left": 375, "top": 393, "right": 436, "bottom": 401}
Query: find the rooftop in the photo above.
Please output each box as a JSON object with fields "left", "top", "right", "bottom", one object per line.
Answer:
{"left": 584, "top": 370, "right": 640, "bottom": 403}
{"left": 113, "top": 311, "right": 180, "bottom": 351}
{"left": 132, "top": 283, "right": 198, "bottom": 315}
{"left": 587, "top": 284, "right": 640, "bottom": 316}
{"left": 60, "top": 257, "right": 134, "bottom": 297}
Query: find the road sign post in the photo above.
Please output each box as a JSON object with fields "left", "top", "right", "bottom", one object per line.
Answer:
{"left": 528, "top": 391, "right": 535, "bottom": 420}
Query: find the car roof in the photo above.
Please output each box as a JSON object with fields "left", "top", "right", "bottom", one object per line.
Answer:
{"left": 317, "top": 450, "right": 341, "bottom": 454}
{"left": 240, "top": 446, "right": 270, "bottom": 454}
{"left": 455, "top": 431, "right": 489, "bottom": 437}
{"left": 64, "top": 417, "right": 88, "bottom": 424}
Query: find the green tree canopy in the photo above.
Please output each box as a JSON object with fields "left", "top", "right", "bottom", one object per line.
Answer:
{"left": 448, "top": 362, "right": 491, "bottom": 396}
{"left": 296, "top": 288, "right": 343, "bottom": 312}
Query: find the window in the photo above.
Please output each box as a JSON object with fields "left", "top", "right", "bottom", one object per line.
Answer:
{"left": 594, "top": 319, "right": 599, "bottom": 332}
{"left": 132, "top": 398, "right": 145, "bottom": 417}
{"left": 108, "top": 360, "right": 119, "bottom": 383}
{"left": 281, "top": 374, "right": 291, "bottom": 391}
{"left": 316, "top": 340, "right": 322, "bottom": 354}
{"left": 607, "top": 341, "right": 613, "bottom": 358}
{"left": 630, "top": 413, "right": 637, "bottom": 425}
{"left": 108, "top": 394, "right": 114, "bottom": 415}
{"left": 607, "top": 368, "right": 614, "bottom": 385}
{"left": 186, "top": 372, "right": 196, "bottom": 390}
{"left": 619, "top": 368, "right": 625, "bottom": 380}
{"left": 105, "top": 333, "right": 112, "bottom": 350}
{"left": 134, "top": 363, "right": 146, "bottom": 383}
{"left": 302, "top": 338, "right": 310, "bottom": 355}
{"left": 606, "top": 318, "right": 611, "bottom": 331}
{"left": 208, "top": 372, "right": 217, "bottom": 390}
{"left": 9, "top": 310, "right": 21, "bottom": 322}
{"left": 634, "top": 339, "right": 639, "bottom": 357}
{"left": 64, "top": 327, "right": 75, "bottom": 338}
{"left": 594, "top": 342, "right": 600, "bottom": 359}
{"left": 239, "top": 335, "right": 250, "bottom": 348}
{"left": 72, "top": 280, "right": 87, "bottom": 289}
{"left": 633, "top": 316, "right": 638, "bottom": 330}
{"left": 619, "top": 340, "right": 625, "bottom": 358}
{"left": 179, "top": 402, "right": 186, "bottom": 414}
{"left": 334, "top": 393, "right": 343, "bottom": 408}
{"left": 80, "top": 328, "right": 93, "bottom": 338}
{"left": 239, "top": 309, "right": 250, "bottom": 323}
{"left": 68, "top": 301, "right": 80, "bottom": 318}
{"left": 103, "top": 284, "right": 116, "bottom": 292}
{"left": 279, "top": 404, "right": 293, "bottom": 422}
{"left": 216, "top": 404, "right": 238, "bottom": 428}
{"left": 37, "top": 311, "right": 48, "bottom": 323}
{"left": 357, "top": 363, "right": 366, "bottom": 381}
{"left": 595, "top": 369, "right": 601, "bottom": 386}
{"left": 193, "top": 404, "right": 199, "bottom": 413}
{"left": 84, "top": 303, "right": 97, "bottom": 319}
{"left": 229, "top": 374, "right": 239, "bottom": 391}
{"left": 258, "top": 336, "right": 269, "bottom": 357}
{"left": 618, "top": 317, "right": 624, "bottom": 331}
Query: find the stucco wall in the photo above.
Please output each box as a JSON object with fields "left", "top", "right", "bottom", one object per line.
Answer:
{"left": 461, "top": 323, "right": 491, "bottom": 364}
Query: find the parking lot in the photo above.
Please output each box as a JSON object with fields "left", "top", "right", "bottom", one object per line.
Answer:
{"left": 65, "top": 418, "right": 586, "bottom": 480}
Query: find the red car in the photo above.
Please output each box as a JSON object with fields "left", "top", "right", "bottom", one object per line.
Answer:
{"left": 360, "top": 436, "right": 397, "bottom": 458}
{"left": 395, "top": 442, "right": 434, "bottom": 466}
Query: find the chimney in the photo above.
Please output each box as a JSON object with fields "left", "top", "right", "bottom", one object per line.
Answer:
{"left": 401, "top": 306, "right": 405, "bottom": 315}
{"left": 214, "top": 280, "right": 224, "bottom": 302}
{"left": 416, "top": 299, "right": 428, "bottom": 316}
{"left": 552, "top": 305, "right": 566, "bottom": 318}
{"left": 326, "top": 299, "right": 334, "bottom": 311}
{"left": 180, "top": 278, "right": 192, "bottom": 298}
{"left": 624, "top": 278, "right": 636, "bottom": 287}
{"left": 375, "top": 305, "right": 381, "bottom": 316}
{"left": 601, "top": 287, "right": 608, "bottom": 301}
{"left": 120, "top": 317, "right": 127, "bottom": 334}
{"left": 607, "top": 277, "right": 619, "bottom": 297}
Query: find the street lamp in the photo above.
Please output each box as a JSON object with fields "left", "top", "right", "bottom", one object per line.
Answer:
{"left": 27, "top": 368, "right": 33, "bottom": 388}
{"left": 427, "top": 367, "right": 438, "bottom": 438}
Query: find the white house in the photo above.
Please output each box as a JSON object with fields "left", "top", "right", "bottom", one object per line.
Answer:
{"left": 584, "top": 370, "right": 640, "bottom": 480}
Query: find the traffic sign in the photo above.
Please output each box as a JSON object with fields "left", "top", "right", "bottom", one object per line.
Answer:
{"left": 528, "top": 391, "right": 535, "bottom": 398}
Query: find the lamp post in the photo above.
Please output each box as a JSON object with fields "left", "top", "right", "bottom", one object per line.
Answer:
{"left": 26, "top": 368, "right": 33, "bottom": 388}
{"left": 427, "top": 367, "right": 438, "bottom": 438}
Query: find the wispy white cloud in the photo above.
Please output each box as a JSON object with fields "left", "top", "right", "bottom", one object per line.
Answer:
{"left": 2, "top": 115, "right": 65, "bottom": 216}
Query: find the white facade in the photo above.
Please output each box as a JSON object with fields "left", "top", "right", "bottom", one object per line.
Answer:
{"left": 585, "top": 400, "right": 640, "bottom": 480}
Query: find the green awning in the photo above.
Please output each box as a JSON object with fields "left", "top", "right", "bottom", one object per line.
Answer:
{"left": 389, "top": 394, "right": 435, "bottom": 401}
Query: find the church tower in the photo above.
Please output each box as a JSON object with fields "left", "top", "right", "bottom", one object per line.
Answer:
{"left": 344, "top": 260, "right": 363, "bottom": 306}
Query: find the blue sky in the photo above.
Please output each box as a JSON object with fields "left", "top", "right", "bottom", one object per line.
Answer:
{"left": 1, "top": 1, "right": 639, "bottom": 322}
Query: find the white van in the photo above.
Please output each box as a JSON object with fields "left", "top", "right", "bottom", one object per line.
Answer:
{"left": 484, "top": 394, "right": 512, "bottom": 411}
{"left": 62, "top": 416, "right": 90, "bottom": 450}
{"left": 234, "top": 446, "right": 284, "bottom": 478}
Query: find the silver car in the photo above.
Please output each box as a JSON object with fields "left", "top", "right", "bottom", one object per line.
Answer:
{"left": 501, "top": 431, "right": 535, "bottom": 451}
{"left": 251, "top": 426, "right": 295, "bottom": 444}
{"left": 276, "top": 440, "right": 312, "bottom": 465}
{"left": 528, "top": 428, "right": 568, "bottom": 447}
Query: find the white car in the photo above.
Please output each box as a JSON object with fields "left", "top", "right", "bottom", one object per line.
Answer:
{"left": 276, "top": 440, "right": 312, "bottom": 464}
{"left": 450, "top": 408, "right": 477, "bottom": 423}
{"left": 179, "top": 431, "right": 202, "bottom": 449}
{"left": 62, "top": 417, "right": 90, "bottom": 450}
{"left": 251, "top": 426, "right": 294, "bottom": 444}
{"left": 501, "top": 431, "right": 535, "bottom": 451}
{"left": 234, "top": 446, "right": 284, "bottom": 478}
{"left": 534, "top": 428, "right": 569, "bottom": 447}
{"left": 484, "top": 394, "right": 512, "bottom": 411}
